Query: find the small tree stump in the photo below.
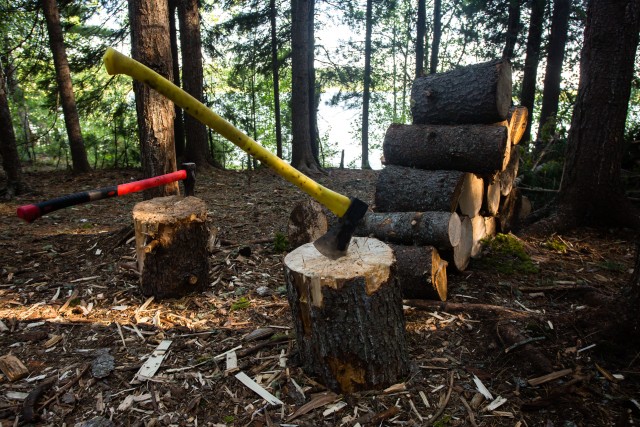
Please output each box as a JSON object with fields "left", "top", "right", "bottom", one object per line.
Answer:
{"left": 284, "top": 237, "right": 410, "bottom": 393}
{"left": 390, "top": 244, "right": 448, "bottom": 301}
{"left": 133, "top": 196, "right": 209, "bottom": 298}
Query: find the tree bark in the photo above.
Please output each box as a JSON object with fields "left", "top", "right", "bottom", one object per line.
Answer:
{"left": 375, "top": 166, "right": 466, "bottom": 213}
{"left": 361, "top": 0, "right": 373, "bottom": 169}
{"left": 382, "top": 123, "right": 508, "bottom": 174}
{"left": 178, "top": 0, "right": 217, "bottom": 168}
{"left": 356, "top": 211, "right": 462, "bottom": 250}
{"left": 502, "top": 0, "right": 521, "bottom": 60}
{"left": 42, "top": 0, "right": 91, "bottom": 173}
{"left": 133, "top": 196, "right": 209, "bottom": 298}
{"left": 535, "top": 0, "right": 571, "bottom": 148}
{"left": 285, "top": 238, "right": 410, "bottom": 393}
{"left": 291, "top": 0, "right": 321, "bottom": 174}
{"left": 269, "top": 0, "right": 283, "bottom": 159}
{"left": 429, "top": 0, "right": 441, "bottom": 74}
{"left": 390, "top": 244, "right": 447, "bottom": 301}
{"left": 129, "top": 0, "right": 179, "bottom": 199}
{"left": 411, "top": 59, "right": 512, "bottom": 125}
{"left": 0, "top": 61, "right": 25, "bottom": 198}
{"left": 519, "top": 0, "right": 545, "bottom": 145}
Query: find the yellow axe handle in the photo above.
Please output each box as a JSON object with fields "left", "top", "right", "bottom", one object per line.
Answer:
{"left": 103, "top": 47, "right": 351, "bottom": 217}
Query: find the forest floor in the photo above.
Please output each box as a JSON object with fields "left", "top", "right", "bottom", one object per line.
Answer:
{"left": 0, "top": 166, "right": 638, "bottom": 427}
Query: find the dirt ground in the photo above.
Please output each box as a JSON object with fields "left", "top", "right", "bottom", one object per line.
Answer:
{"left": 0, "top": 167, "right": 638, "bottom": 426}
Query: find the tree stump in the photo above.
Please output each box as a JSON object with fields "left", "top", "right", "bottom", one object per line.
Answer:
{"left": 375, "top": 166, "right": 466, "bottom": 212}
{"left": 382, "top": 123, "right": 508, "bottom": 174}
{"left": 284, "top": 237, "right": 410, "bottom": 393}
{"left": 133, "top": 196, "right": 209, "bottom": 298}
{"left": 390, "top": 244, "right": 448, "bottom": 301}
{"left": 411, "top": 59, "right": 512, "bottom": 125}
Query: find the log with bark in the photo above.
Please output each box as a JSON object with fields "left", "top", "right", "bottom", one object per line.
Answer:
{"left": 382, "top": 123, "right": 508, "bottom": 174}
{"left": 355, "top": 211, "right": 461, "bottom": 250}
{"left": 133, "top": 196, "right": 209, "bottom": 298}
{"left": 284, "top": 238, "right": 410, "bottom": 393}
{"left": 458, "top": 173, "right": 484, "bottom": 217}
{"left": 411, "top": 59, "right": 512, "bottom": 125}
{"left": 508, "top": 106, "right": 528, "bottom": 145}
{"left": 375, "top": 166, "right": 466, "bottom": 213}
{"left": 440, "top": 215, "right": 473, "bottom": 271}
{"left": 390, "top": 244, "right": 448, "bottom": 301}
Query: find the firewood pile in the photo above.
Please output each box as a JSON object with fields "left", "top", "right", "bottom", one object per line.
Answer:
{"left": 357, "top": 59, "right": 530, "bottom": 301}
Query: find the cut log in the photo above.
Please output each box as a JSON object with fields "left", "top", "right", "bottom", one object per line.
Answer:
{"left": 355, "top": 211, "right": 461, "bottom": 250}
{"left": 498, "top": 188, "right": 528, "bottom": 233}
{"left": 287, "top": 199, "right": 328, "bottom": 250}
{"left": 390, "top": 244, "right": 447, "bottom": 301}
{"left": 470, "top": 216, "right": 487, "bottom": 258}
{"left": 375, "top": 166, "right": 466, "bottom": 213}
{"left": 484, "top": 216, "right": 497, "bottom": 237}
{"left": 508, "top": 106, "right": 528, "bottom": 145}
{"left": 499, "top": 145, "right": 520, "bottom": 196}
{"left": 133, "top": 196, "right": 209, "bottom": 298}
{"left": 284, "top": 238, "right": 410, "bottom": 393}
{"left": 441, "top": 216, "right": 473, "bottom": 271}
{"left": 458, "top": 173, "right": 484, "bottom": 217}
{"left": 411, "top": 59, "right": 512, "bottom": 125}
{"left": 491, "top": 120, "right": 511, "bottom": 171}
{"left": 382, "top": 123, "right": 508, "bottom": 174}
{"left": 483, "top": 175, "right": 501, "bottom": 216}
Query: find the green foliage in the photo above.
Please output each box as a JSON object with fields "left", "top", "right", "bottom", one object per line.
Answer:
{"left": 432, "top": 414, "right": 452, "bottom": 427}
{"left": 474, "top": 233, "right": 538, "bottom": 275}
{"left": 273, "top": 232, "right": 289, "bottom": 252}
{"left": 597, "top": 260, "right": 626, "bottom": 273}
{"left": 543, "top": 237, "right": 568, "bottom": 253}
{"left": 222, "top": 415, "right": 235, "bottom": 424}
{"left": 230, "top": 297, "right": 251, "bottom": 311}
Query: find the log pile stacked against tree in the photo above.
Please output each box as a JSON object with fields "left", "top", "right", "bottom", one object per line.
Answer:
{"left": 357, "top": 59, "right": 530, "bottom": 300}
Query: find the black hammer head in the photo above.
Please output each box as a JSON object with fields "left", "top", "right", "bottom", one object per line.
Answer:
{"left": 313, "top": 198, "right": 369, "bottom": 259}
{"left": 182, "top": 163, "right": 196, "bottom": 196}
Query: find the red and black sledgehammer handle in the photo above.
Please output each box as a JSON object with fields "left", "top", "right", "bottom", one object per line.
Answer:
{"left": 17, "top": 163, "right": 195, "bottom": 223}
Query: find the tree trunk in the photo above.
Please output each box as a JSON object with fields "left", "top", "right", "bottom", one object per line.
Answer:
{"left": 375, "top": 166, "right": 466, "bottom": 213}
{"left": 502, "top": 0, "right": 521, "bottom": 60}
{"left": 415, "top": 0, "right": 426, "bottom": 77}
{"left": 269, "top": 0, "right": 283, "bottom": 159}
{"left": 356, "top": 211, "right": 461, "bottom": 250}
{"left": 129, "top": 0, "right": 179, "bottom": 199}
{"left": 519, "top": 0, "right": 545, "bottom": 145}
{"left": 383, "top": 123, "right": 508, "bottom": 174}
{"left": 178, "top": 0, "right": 217, "bottom": 168}
{"left": 42, "top": 0, "right": 91, "bottom": 173}
{"left": 291, "top": 0, "right": 321, "bottom": 174}
{"left": 535, "top": 0, "right": 571, "bottom": 148}
{"left": 133, "top": 196, "right": 209, "bottom": 298}
{"left": 168, "top": 0, "right": 185, "bottom": 160}
{"left": 411, "top": 59, "right": 512, "bottom": 125}
{"left": 361, "top": 0, "right": 373, "bottom": 170}
{"left": 429, "top": 0, "right": 441, "bottom": 74}
{"left": 0, "top": 60, "right": 25, "bottom": 198}
{"left": 553, "top": 0, "right": 640, "bottom": 230}
{"left": 308, "top": 0, "right": 320, "bottom": 164}
{"left": 390, "top": 244, "right": 447, "bottom": 301}
{"left": 284, "top": 238, "right": 410, "bottom": 393}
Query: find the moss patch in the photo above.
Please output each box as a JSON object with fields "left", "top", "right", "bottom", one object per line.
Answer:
{"left": 473, "top": 233, "right": 538, "bottom": 275}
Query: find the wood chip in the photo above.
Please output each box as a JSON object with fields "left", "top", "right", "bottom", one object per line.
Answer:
{"left": 132, "top": 340, "right": 172, "bottom": 383}
{"left": 286, "top": 391, "right": 338, "bottom": 421}
{"left": 527, "top": 368, "right": 573, "bottom": 386}
{"left": 472, "top": 375, "right": 493, "bottom": 400}
{"left": 0, "top": 354, "right": 29, "bottom": 381}
{"left": 235, "top": 371, "right": 283, "bottom": 406}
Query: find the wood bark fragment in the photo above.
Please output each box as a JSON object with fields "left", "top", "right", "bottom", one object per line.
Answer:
{"left": 0, "top": 354, "right": 29, "bottom": 381}
{"left": 133, "top": 196, "right": 209, "bottom": 298}
{"left": 284, "top": 238, "right": 410, "bottom": 393}
{"left": 382, "top": 123, "right": 508, "bottom": 174}
{"left": 390, "top": 244, "right": 448, "bottom": 301}
{"left": 411, "top": 59, "right": 512, "bottom": 125}
{"left": 375, "top": 166, "right": 466, "bottom": 213}
{"left": 497, "top": 322, "right": 554, "bottom": 373}
{"left": 356, "top": 211, "right": 461, "bottom": 250}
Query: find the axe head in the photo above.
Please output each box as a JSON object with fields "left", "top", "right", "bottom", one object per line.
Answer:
{"left": 313, "top": 198, "right": 368, "bottom": 259}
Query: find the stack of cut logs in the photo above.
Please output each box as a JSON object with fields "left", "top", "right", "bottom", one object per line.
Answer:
{"left": 355, "top": 59, "right": 529, "bottom": 301}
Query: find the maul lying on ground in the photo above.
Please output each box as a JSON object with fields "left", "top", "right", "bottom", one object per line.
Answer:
{"left": 103, "top": 47, "right": 367, "bottom": 259}
{"left": 16, "top": 163, "right": 196, "bottom": 223}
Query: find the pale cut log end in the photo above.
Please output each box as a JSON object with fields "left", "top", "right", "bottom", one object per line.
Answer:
{"left": 483, "top": 176, "right": 501, "bottom": 216}
{"left": 432, "top": 250, "right": 448, "bottom": 301}
{"left": 508, "top": 106, "right": 529, "bottom": 145}
{"left": 484, "top": 216, "right": 497, "bottom": 237}
{"left": 448, "top": 212, "right": 462, "bottom": 248}
{"left": 471, "top": 216, "right": 487, "bottom": 258}
{"left": 458, "top": 174, "right": 484, "bottom": 217}
{"left": 444, "top": 215, "right": 473, "bottom": 272}
{"left": 284, "top": 237, "right": 394, "bottom": 306}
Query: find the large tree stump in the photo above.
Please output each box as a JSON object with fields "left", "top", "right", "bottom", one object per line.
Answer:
{"left": 356, "top": 211, "right": 461, "bottom": 250}
{"left": 390, "top": 244, "right": 448, "bottom": 301}
{"left": 375, "top": 166, "right": 466, "bottom": 212}
{"left": 284, "top": 238, "right": 410, "bottom": 393}
{"left": 382, "top": 124, "right": 508, "bottom": 174}
{"left": 411, "top": 59, "right": 512, "bottom": 125}
{"left": 133, "top": 196, "right": 209, "bottom": 298}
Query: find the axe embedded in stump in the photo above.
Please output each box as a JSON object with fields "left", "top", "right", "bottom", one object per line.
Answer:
{"left": 103, "top": 47, "right": 367, "bottom": 259}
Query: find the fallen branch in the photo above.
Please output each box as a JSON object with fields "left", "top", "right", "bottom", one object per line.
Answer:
{"left": 459, "top": 395, "right": 479, "bottom": 427}
{"left": 404, "top": 300, "right": 539, "bottom": 319}
{"left": 38, "top": 364, "right": 90, "bottom": 410}
{"left": 22, "top": 377, "right": 56, "bottom": 423}
{"left": 353, "top": 405, "right": 400, "bottom": 425}
{"left": 425, "top": 371, "right": 454, "bottom": 426}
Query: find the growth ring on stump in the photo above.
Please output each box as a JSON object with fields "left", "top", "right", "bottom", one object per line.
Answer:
{"left": 284, "top": 237, "right": 410, "bottom": 393}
